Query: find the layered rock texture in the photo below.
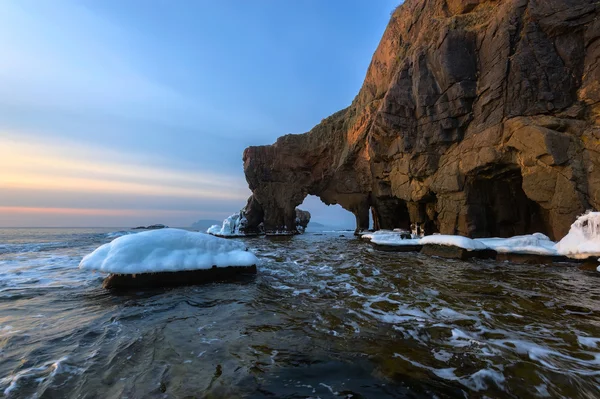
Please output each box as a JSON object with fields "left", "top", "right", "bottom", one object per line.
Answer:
{"left": 243, "top": 0, "right": 600, "bottom": 240}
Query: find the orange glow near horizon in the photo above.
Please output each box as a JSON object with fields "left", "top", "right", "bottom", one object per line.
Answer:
{"left": 0, "top": 135, "right": 249, "bottom": 201}
{"left": 0, "top": 206, "right": 198, "bottom": 216}
{"left": 0, "top": 133, "right": 251, "bottom": 226}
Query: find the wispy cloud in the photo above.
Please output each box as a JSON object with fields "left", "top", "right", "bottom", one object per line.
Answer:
{"left": 0, "top": 133, "right": 250, "bottom": 201}
{"left": 0, "top": 133, "right": 250, "bottom": 226}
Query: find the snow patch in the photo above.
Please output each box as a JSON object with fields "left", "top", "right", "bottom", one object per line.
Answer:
{"left": 420, "top": 235, "right": 488, "bottom": 251}
{"left": 79, "top": 228, "right": 258, "bottom": 274}
{"left": 477, "top": 233, "right": 557, "bottom": 255}
{"left": 361, "top": 230, "right": 420, "bottom": 246}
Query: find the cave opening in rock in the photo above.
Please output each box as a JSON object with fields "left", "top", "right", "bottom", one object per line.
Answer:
{"left": 298, "top": 195, "right": 356, "bottom": 231}
{"left": 465, "top": 167, "right": 548, "bottom": 238}
{"left": 370, "top": 197, "right": 411, "bottom": 231}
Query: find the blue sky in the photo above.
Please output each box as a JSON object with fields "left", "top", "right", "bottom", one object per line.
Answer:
{"left": 0, "top": 0, "right": 398, "bottom": 227}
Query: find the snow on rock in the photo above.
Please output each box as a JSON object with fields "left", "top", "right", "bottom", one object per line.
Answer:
{"left": 362, "top": 230, "right": 420, "bottom": 246}
{"left": 363, "top": 231, "right": 558, "bottom": 254}
{"left": 207, "top": 212, "right": 248, "bottom": 237}
{"left": 364, "top": 211, "right": 600, "bottom": 259}
{"left": 80, "top": 228, "right": 258, "bottom": 274}
{"left": 556, "top": 211, "right": 600, "bottom": 259}
{"left": 476, "top": 233, "right": 558, "bottom": 255}
{"left": 420, "top": 235, "right": 489, "bottom": 251}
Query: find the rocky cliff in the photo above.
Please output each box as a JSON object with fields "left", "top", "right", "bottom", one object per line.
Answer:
{"left": 242, "top": 0, "right": 600, "bottom": 240}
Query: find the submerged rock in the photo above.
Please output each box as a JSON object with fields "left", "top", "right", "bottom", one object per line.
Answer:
{"left": 421, "top": 244, "right": 496, "bottom": 260}
{"left": 102, "top": 266, "right": 257, "bottom": 290}
{"left": 241, "top": 0, "right": 600, "bottom": 240}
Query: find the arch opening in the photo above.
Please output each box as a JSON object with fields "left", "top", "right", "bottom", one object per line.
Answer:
{"left": 298, "top": 195, "right": 356, "bottom": 231}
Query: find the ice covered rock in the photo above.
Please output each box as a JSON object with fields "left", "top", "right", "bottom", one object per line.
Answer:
{"left": 207, "top": 211, "right": 250, "bottom": 237}
{"left": 361, "top": 230, "right": 422, "bottom": 252}
{"left": 208, "top": 208, "right": 311, "bottom": 237}
{"left": 556, "top": 211, "right": 600, "bottom": 259}
{"left": 420, "top": 235, "right": 488, "bottom": 251}
{"left": 419, "top": 234, "right": 496, "bottom": 259}
{"left": 80, "top": 229, "right": 258, "bottom": 289}
{"left": 476, "top": 233, "right": 558, "bottom": 256}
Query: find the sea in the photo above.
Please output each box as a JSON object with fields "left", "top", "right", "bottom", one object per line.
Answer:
{"left": 0, "top": 227, "right": 599, "bottom": 398}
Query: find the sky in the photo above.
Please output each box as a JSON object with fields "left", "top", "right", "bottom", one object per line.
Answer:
{"left": 0, "top": 0, "right": 398, "bottom": 228}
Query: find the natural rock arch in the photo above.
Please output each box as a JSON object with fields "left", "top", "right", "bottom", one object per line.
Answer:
{"left": 241, "top": 0, "right": 600, "bottom": 240}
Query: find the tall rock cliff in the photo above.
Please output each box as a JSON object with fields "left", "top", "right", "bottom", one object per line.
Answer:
{"left": 243, "top": 0, "right": 600, "bottom": 240}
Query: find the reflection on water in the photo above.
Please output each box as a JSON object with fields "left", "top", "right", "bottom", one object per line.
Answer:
{"left": 0, "top": 228, "right": 599, "bottom": 398}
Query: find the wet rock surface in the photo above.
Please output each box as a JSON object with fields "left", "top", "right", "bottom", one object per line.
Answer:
{"left": 242, "top": 0, "right": 600, "bottom": 240}
{"left": 102, "top": 266, "right": 258, "bottom": 290}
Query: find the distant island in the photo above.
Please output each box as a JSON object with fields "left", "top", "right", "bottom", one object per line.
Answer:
{"left": 132, "top": 224, "right": 168, "bottom": 230}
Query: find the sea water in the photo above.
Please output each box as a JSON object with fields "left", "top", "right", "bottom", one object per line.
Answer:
{"left": 0, "top": 228, "right": 599, "bottom": 398}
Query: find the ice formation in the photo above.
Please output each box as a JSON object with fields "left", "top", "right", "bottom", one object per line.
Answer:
{"left": 207, "top": 212, "right": 248, "bottom": 237}
{"left": 80, "top": 228, "right": 258, "bottom": 274}
{"left": 363, "top": 212, "right": 600, "bottom": 258}
{"left": 556, "top": 211, "right": 600, "bottom": 259}
{"left": 362, "top": 230, "right": 421, "bottom": 246}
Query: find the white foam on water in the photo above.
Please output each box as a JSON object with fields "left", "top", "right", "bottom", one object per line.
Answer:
{"left": 432, "top": 350, "right": 453, "bottom": 363}
{"left": 535, "top": 383, "right": 551, "bottom": 397}
{"left": 577, "top": 336, "right": 600, "bottom": 348}
{"left": 106, "top": 231, "right": 136, "bottom": 239}
{"left": 1, "top": 356, "right": 76, "bottom": 396}
{"left": 393, "top": 352, "right": 504, "bottom": 391}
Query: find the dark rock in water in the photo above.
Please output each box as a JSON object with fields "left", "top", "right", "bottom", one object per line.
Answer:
{"left": 295, "top": 209, "right": 311, "bottom": 234}
{"left": 132, "top": 224, "right": 168, "bottom": 230}
{"left": 210, "top": 204, "right": 311, "bottom": 237}
{"left": 241, "top": 0, "right": 600, "bottom": 240}
{"left": 102, "top": 265, "right": 257, "bottom": 290}
{"left": 146, "top": 224, "right": 167, "bottom": 230}
{"left": 372, "top": 243, "right": 423, "bottom": 253}
{"left": 421, "top": 245, "right": 497, "bottom": 260}
{"left": 495, "top": 253, "right": 574, "bottom": 265}
{"left": 579, "top": 258, "right": 600, "bottom": 271}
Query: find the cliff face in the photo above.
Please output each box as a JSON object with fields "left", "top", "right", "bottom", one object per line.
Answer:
{"left": 243, "top": 0, "right": 600, "bottom": 239}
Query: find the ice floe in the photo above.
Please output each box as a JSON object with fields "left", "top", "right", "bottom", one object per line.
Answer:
{"left": 79, "top": 228, "right": 258, "bottom": 274}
